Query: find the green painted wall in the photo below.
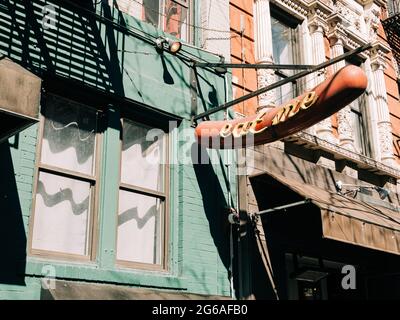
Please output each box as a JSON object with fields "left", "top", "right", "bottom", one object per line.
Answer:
{"left": 0, "top": 0, "right": 235, "bottom": 299}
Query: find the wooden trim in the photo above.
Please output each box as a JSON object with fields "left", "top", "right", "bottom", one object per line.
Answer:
{"left": 164, "top": 130, "right": 171, "bottom": 271}
{"left": 90, "top": 117, "right": 104, "bottom": 263}
{"left": 119, "top": 183, "right": 166, "bottom": 199}
{"left": 115, "top": 259, "right": 167, "bottom": 272}
{"left": 38, "top": 163, "right": 96, "bottom": 183}
{"left": 30, "top": 248, "right": 93, "bottom": 263}
{"left": 27, "top": 110, "right": 46, "bottom": 258}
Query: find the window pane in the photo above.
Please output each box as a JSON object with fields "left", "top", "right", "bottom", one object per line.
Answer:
{"left": 143, "top": 0, "right": 160, "bottom": 27}
{"left": 272, "top": 17, "right": 294, "bottom": 66}
{"left": 41, "top": 96, "right": 97, "bottom": 175}
{"left": 32, "top": 171, "right": 92, "bottom": 256}
{"left": 164, "top": 0, "right": 188, "bottom": 41}
{"left": 121, "top": 120, "right": 165, "bottom": 192}
{"left": 351, "top": 109, "right": 366, "bottom": 155}
{"left": 272, "top": 17, "right": 296, "bottom": 105}
{"left": 109, "top": 0, "right": 190, "bottom": 42}
{"left": 117, "top": 190, "right": 162, "bottom": 264}
{"left": 108, "top": 0, "right": 143, "bottom": 20}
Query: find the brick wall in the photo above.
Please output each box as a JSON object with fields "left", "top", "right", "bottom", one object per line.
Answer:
{"left": 230, "top": 0, "right": 257, "bottom": 116}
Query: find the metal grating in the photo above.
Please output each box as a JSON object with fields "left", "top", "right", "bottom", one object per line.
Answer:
{"left": 383, "top": 13, "right": 400, "bottom": 72}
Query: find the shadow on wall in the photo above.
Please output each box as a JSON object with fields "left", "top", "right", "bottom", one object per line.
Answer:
{"left": 192, "top": 143, "right": 235, "bottom": 293}
{"left": 0, "top": 1, "right": 192, "bottom": 108}
{"left": 0, "top": 1, "right": 124, "bottom": 96}
{"left": 0, "top": 142, "right": 27, "bottom": 285}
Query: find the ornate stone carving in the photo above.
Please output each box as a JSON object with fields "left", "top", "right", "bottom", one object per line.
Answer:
{"left": 327, "top": 14, "right": 348, "bottom": 46}
{"left": 307, "top": 0, "right": 333, "bottom": 24}
{"left": 334, "top": 1, "right": 360, "bottom": 29}
{"left": 337, "top": 106, "right": 357, "bottom": 152}
{"left": 378, "top": 121, "right": 396, "bottom": 164}
{"left": 370, "top": 45, "right": 388, "bottom": 71}
{"left": 369, "top": 42, "right": 396, "bottom": 165}
{"left": 392, "top": 56, "right": 400, "bottom": 79}
{"left": 257, "top": 65, "right": 277, "bottom": 109}
{"left": 275, "top": 0, "right": 308, "bottom": 18}
{"left": 364, "top": 5, "right": 380, "bottom": 42}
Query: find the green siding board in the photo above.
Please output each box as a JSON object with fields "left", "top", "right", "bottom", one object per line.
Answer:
{"left": 0, "top": 0, "right": 234, "bottom": 299}
{"left": 16, "top": 182, "right": 34, "bottom": 193}
{"left": 97, "top": 106, "right": 120, "bottom": 269}
{"left": 0, "top": 278, "right": 41, "bottom": 300}
{"left": 18, "top": 167, "right": 35, "bottom": 177}
{"left": 25, "top": 259, "right": 187, "bottom": 290}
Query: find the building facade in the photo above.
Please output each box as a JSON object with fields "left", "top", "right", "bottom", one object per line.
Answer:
{"left": 0, "top": 0, "right": 236, "bottom": 299}
{"left": 1, "top": 0, "right": 400, "bottom": 301}
{"left": 230, "top": 0, "right": 400, "bottom": 299}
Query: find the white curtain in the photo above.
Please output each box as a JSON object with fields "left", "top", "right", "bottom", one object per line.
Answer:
{"left": 116, "top": 190, "right": 161, "bottom": 264}
{"left": 121, "top": 120, "right": 165, "bottom": 191}
{"left": 32, "top": 171, "right": 91, "bottom": 256}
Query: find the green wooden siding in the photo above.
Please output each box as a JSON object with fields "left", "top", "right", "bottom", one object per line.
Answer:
{"left": 0, "top": 0, "right": 235, "bottom": 299}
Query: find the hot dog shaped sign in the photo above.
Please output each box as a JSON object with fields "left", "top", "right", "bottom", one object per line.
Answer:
{"left": 195, "top": 65, "right": 368, "bottom": 149}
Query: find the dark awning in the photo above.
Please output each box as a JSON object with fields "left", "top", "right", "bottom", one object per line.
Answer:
{"left": 0, "top": 57, "right": 40, "bottom": 143}
{"left": 255, "top": 170, "right": 400, "bottom": 255}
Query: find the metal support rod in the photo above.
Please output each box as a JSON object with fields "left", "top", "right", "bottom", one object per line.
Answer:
{"left": 256, "top": 199, "right": 310, "bottom": 215}
{"left": 193, "top": 62, "right": 315, "bottom": 70}
{"left": 193, "top": 43, "right": 372, "bottom": 121}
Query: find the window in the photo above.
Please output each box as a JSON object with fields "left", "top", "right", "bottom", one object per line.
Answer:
{"left": 116, "top": 119, "right": 168, "bottom": 269}
{"left": 350, "top": 96, "right": 368, "bottom": 155}
{"left": 109, "top": 0, "right": 191, "bottom": 42}
{"left": 271, "top": 8, "right": 300, "bottom": 106}
{"left": 30, "top": 95, "right": 99, "bottom": 259}
{"left": 29, "top": 95, "right": 169, "bottom": 268}
{"left": 346, "top": 58, "right": 369, "bottom": 156}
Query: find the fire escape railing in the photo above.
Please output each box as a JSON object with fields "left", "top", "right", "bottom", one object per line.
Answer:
{"left": 383, "top": 1, "right": 400, "bottom": 78}
{"left": 388, "top": 0, "right": 400, "bottom": 17}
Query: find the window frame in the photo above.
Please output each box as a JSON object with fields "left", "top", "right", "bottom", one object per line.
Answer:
{"left": 162, "top": 0, "right": 192, "bottom": 43}
{"left": 345, "top": 55, "right": 370, "bottom": 156}
{"left": 115, "top": 117, "right": 170, "bottom": 272}
{"left": 270, "top": 5, "right": 301, "bottom": 105}
{"left": 28, "top": 93, "right": 102, "bottom": 263}
{"left": 110, "top": 0, "right": 193, "bottom": 44}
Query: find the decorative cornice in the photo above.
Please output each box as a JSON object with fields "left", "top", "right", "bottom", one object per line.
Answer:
{"left": 370, "top": 42, "right": 391, "bottom": 68}
{"left": 307, "top": 0, "right": 334, "bottom": 18}
{"left": 345, "top": 29, "right": 369, "bottom": 59}
{"left": 364, "top": 3, "right": 381, "bottom": 42}
{"left": 285, "top": 131, "right": 400, "bottom": 179}
{"left": 274, "top": 0, "right": 309, "bottom": 19}
{"left": 327, "top": 13, "right": 348, "bottom": 42}
{"left": 307, "top": 0, "right": 333, "bottom": 33}
{"left": 334, "top": 0, "right": 363, "bottom": 33}
{"left": 355, "top": 0, "right": 387, "bottom": 8}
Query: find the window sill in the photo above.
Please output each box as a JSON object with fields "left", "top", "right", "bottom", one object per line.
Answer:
{"left": 25, "top": 258, "right": 186, "bottom": 290}
{"left": 284, "top": 131, "right": 400, "bottom": 180}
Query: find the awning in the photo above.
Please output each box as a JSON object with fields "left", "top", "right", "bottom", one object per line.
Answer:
{"left": 258, "top": 170, "right": 400, "bottom": 256}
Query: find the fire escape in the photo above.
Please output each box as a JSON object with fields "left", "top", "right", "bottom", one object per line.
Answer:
{"left": 383, "top": 0, "right": 400, "bottom": 85}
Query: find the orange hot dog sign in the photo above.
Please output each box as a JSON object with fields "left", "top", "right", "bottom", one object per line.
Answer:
{"left": 219, "top": 91, "right": 318, "bottom": 139}
{"left": 195, "top": 65, "right": 368, "bottom": 149}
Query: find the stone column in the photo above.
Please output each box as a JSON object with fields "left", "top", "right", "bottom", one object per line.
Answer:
{"left": 308, "top": 20, "right": 335, "bottom": 142}
{"left": 370, "top": 45, "right": 396, "bottom": 165}
{"left": 254, "top": 0, "right": 276, "bottom": 110}
{"left": 328, "top": 23, "right": 356, "bottom": 152}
